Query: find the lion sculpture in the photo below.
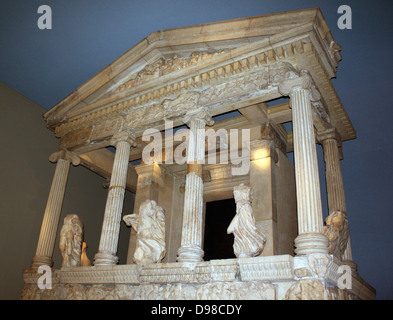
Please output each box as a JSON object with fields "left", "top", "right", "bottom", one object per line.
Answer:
{"left": 323, "top": 210, "right": 350, "bottom": 259}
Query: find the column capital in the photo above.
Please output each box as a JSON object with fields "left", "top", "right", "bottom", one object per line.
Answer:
{"left": 317, "top": 128, "right": 342, "bottom": 145}
{"left": 278, "top": 70, "right": 321, "bottom": 102}
{"left": 110, "top": 130, "right": 137, "bottom": 147}
{"left": 49, "top": 149, "right": 80, "bottom": 166}
{"left": 183, "top": 107, "right": 214, "bottom": 127}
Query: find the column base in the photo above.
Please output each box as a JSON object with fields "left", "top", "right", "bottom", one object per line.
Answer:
{"left": 294, "top": 233, "right": 329, "bottom": 255}
{"left": 177, "top": 245, "right": 204, "bottom": 263}
{"left": 94, "top": 251, "right": 119, "bottom": 266}
{"left": 31, "top": 255, "right": 53, "bottom": 268}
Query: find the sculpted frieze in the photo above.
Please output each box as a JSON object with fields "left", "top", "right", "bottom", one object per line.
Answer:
{"left": 59, "top": 126, "right": 92, "bottom": 150}
{"left": 57, "top": 57, "right": 298, "bottom": 140}
{"left": 267, "top": 61, "right": 299, "bottom": 85}
{"left": 56, "top": 58, "right": 330, "bottom": 152}
{"left": 116, "top": 51, "right": 225, "bottom": 93}
{"left": 90, "top": 117, "right": 124, "bottom": 142}
{"left": 198, "top": 68, "right": 269, "bottom": 106}
{"left": 198, "top": 61, "right": 299, "bottom": 108}
{"left": 125, "top": 104, "right": 164, "bottom": 129}
{"left": 162, "top": 91, "right": 200, "bottom": 120}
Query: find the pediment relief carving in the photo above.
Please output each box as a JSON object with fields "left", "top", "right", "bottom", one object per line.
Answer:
{"left": 56, "top": 51, "right": 332, "bottom": 153}
{"left": 54, "top": 40, "right": 313, "bottom": 138}
{"left": 56, "top": 60, "right": 307, "bottom": 150}
{"left": 115, "top": 51, "right": 226, "bottom": 94}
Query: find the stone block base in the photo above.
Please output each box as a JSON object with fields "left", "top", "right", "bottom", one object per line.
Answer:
{"left": 21, "top": 254, "right": 375, "bottom": 300}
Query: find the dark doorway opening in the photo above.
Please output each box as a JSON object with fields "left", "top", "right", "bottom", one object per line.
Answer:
{"left": 203, "top": 198, "right": 237, "bottom": 261}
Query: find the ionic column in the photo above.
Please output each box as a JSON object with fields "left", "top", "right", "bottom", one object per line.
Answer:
{"left": 177, "top": 108, "right": 214, "bottom": 262}
{"left": 94, "top": 132, "right": 136, "bottom": 265}
{"left": 279, "top": 71, "right": 329, "bottom": 255}
{"left": 31, "top": 150, "right": 80, "bottom": 268}
{"left": 317, "top": 128, "right": 356, "bottom": 269}
{"left": 317, "top": 128, "right": 346, "bottom": 214}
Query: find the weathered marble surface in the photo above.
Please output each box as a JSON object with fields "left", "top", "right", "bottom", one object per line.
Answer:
{"left": 21, "top": 254, "right": 375, "bottom": 300}
{"left": 59, "top": 214, "right": 84, "bottom": 268}
{"left": 324, "top": 210, "right": 349, "bottom": 259}
{"left": 123, "top": 200, "right": 166, "bottom": 265}
{"left": 21, "top": 280, "right": 277, "bottom": 300}
{"left": 227, "top": 184, "right": 266, "bottom": 258}
{"left": 26, "top": 10, "right": 375, "bottom": 302}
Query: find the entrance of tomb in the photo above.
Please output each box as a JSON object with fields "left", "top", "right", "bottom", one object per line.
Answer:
{"left": 203, "top": 198, "right": 237, "bottom": 261}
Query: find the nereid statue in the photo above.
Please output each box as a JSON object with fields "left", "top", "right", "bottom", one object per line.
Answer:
{"left": 123, "top": 200, "right": 166, "bottom": 265}
{"left": 59, "top": 214, "right": 84, "bottom": 267}
{"left": 227, "top": 184, "right": 266, "bottom": 258}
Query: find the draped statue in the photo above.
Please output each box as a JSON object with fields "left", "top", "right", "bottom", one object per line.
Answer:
{"left": 123, "top": 200, "right": 166, "bottom": 265}
{"left": 59, "top": 214, "right": 84, "bottom": 267}
{"left": 227, "top": 184, "right": 266, "bottom": 258}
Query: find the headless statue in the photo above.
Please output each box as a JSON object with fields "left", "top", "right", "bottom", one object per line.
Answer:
{"left": 227, "top": 184, "right": 266, "bottom": 258}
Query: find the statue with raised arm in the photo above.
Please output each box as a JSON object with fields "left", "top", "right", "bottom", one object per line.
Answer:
{"left": 123, "top": 200, "right": 166, "bottom": 265}
{"left": 227, "top": 184, "right": 266, "bottom": 258}
{"left": 59, "top": 214, "right": 84, "bottom": 267}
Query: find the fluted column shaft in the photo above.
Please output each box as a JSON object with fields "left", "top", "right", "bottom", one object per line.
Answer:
{"left": 177, "top": 109, "right": 213, "bottom": 262}
{"left": 94, "top": 139, "right": 132, "bottom": 265}
{"left": 279, "top": 71, "right": 329, "bottom": 255}
{"left": 31, "top": 150, "right": 80, "bottom": 268}
{"left": 319, "top": 132, "right": 346, "bottom": 213}
{"left": 177, "top": 171, "right": 204, "bottom": 262}
{"left": 292, "top": 87, "right": 324, "bottom": 234}
{"left": 318, "top": 129, "right": 355, "bottom": 268}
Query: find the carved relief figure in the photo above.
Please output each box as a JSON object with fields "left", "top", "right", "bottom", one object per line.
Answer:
{"left": 123, "top": 200, "right": 166, "bottom": 265}
{"left": 59, "top": 214, "right": 84, "bottom": 267}
{"left": 323, "top": 210, "right": 350, "bottom": 259}
{"left": 227, "top": 184, "right": 266, "bottom": 257}
{"left": 116, "top": 51, "right": 225, "bottom": 93}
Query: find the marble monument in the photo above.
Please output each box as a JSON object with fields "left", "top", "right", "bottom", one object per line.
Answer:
{"left": 22, "top": 8, "right": 375, "bottom": 300}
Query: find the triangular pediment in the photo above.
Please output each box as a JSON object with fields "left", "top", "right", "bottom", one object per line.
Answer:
{"left": 44, "top": 8, "right": 337, "bottom": 125}
{"left": 44, "top": 7, "right": 356, "bottom": 152}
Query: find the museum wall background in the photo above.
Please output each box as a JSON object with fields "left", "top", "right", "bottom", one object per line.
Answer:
{"left": 0, "top": 82, "right": 134, "bottom": 299}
